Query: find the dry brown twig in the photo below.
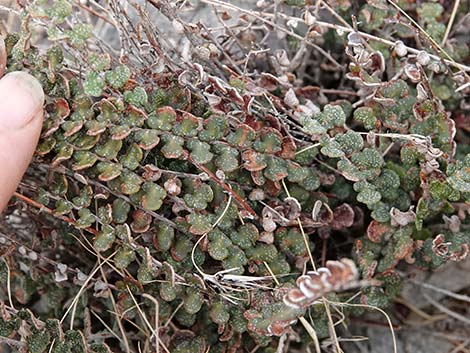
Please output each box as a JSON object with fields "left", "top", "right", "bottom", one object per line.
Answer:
{"left": 199, "top": 0, "right": 470, "bottom": 73}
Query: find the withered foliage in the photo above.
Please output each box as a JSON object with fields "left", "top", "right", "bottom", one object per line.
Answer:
{"left": 283, "top": 258, "right": 359, "bottom": 309}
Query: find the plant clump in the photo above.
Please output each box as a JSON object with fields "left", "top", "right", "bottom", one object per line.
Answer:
{"left": 0, "top": 0, "right": 469, "bottom": 352}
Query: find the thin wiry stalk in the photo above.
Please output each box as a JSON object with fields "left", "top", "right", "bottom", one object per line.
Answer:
{"left": 60, "top": 253, "right": 115, "bottom": 324}
{"left": 1, "top": 258, "right": 14, "bottom": 310}
{"left": 325, "top": 299, "right": 398, "bottom": 353}
{"left": 98, "top": 258, "right": 132, "bottom": 353}
{"left": 202, "top": 0, "right": 470, "bottom": 73}
{"left": 441, "top": 0, "right": 461, "bottom": 45}
{"left": 126, "top": 286, "right": 171, "bottom": 353}
{"left": 422, "top": 291, "right": 470, "bottom": 325}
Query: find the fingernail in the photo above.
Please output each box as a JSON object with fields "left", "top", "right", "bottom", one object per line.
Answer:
{"left": 0, "top": 72, "right": 44, "bottom": 129}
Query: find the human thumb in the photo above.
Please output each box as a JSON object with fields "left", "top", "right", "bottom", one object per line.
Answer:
{"left": 0, "top": 71, "right": 45, "bottom": 211}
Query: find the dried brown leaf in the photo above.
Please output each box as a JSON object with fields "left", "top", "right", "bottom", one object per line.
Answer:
{"left": 283, "top": 258, "right": 359, "bottom": 309}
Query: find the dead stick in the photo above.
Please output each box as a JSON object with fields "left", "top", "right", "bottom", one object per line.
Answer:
{"left": 13, "top": 192, "right": 99, "bottom": 236}
{"left": 187, "top": 156, "right": 259, "bottom": 220}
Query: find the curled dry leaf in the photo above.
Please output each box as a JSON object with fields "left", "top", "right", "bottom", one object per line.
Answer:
{"left": 432, "top": 234, "right": 469, "bottom": 261}
{"left": 283, "top": 197, "right": 301, "bottom": 220}
{"left": 258, "top": 73, "right": 281, "bottom": 91}
{"left": 249, "top": 188, "right": 265, "bottom": 201}
{"left": 417, "top": 51, "right": 431, "bottom": 66}
{"left": 258, "top": 231, "right": 274, "bottom": 244}
{"left": 318, "top": 202, "right": 334, "bottom": 224}
{"left": 390, "top": 207, "right": 416, "bottom": 227}
{"left": 284, "top": 88, "right": 299, "bottom": 108}
{"left": 275, "top": 49, "right": 290, "bottom": 68}
{"left": 142, "top": 164, "right": 162, "bottom": 181}
{"left": 164, "top": 178, "right": 182, "bottom": 196}
{"left": 283, "top": 258, "right": 359, "bottom": 309}
{"left": 311, "top": 200, "right": 323, "bottom": 221}
{"left": 54, "top": 263, "right": 68, "bottom": 283}
{"left": 347, "top": 32, "right": 362, "bottom": 47}
{"left": 416, "top": 82, "right": 429, "bottom": 102}
{"left": 452, "top": 245, "right": 469, "bottom": 261}
{"left": 331, "top": 203, "right": 355, "bottom": 230}
{"left": 0, "top": 35, "right": 6, "bottom": 77}
{"left": 432, "top": 234, "right": 451, "bottom": 257}
{"left": 367, "top": 220, "right": 392, "bottom": 243}
{"left": 443, "top": 215, "right": 461, "bottom": 233}
{"left": 404, "top": 64, "right": 421, "bottom": 83}
{"left": 394, "top": 41, "right": 408, "bottom": 57}
{"left": 262, "top": 208, "right": 278, "bottom": 233}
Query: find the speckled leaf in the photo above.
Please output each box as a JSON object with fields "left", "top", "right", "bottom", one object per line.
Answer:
{"left": 68, "top": 23, "right": 93, "bottom": 46}
{"left": 114, "top": 246, "right": 135, "bottom": 269}
{"left": 161, "top": 134, "right": 184, "bottom": 159}
{"left": 84, "top": 72, "right": 105, "bottom": 97}
{"left": 76, "top": 208, "right": 95, "bottom": 229}
{"left": 226, "top": 124, "right": 256, "bottom": 147}
{"left": 94, "top": 226, "right": 116, "bottom": 252}
{"left": 133, "top": 129, "right": 160, "bottom": 150}
{"left": 187, "top": 139, "right": 213, "bottom": 164}
{"left": 253, "top": 128, "right": 283, "bottom": 154}
{"left": 112, "top": 198, "right": 131, "bottom": 224}
{"left": 124, "top": 87, "right": 148, "bottom": 107}
{"left": 88, "top": 53, "right": 111, "bottom": 71}
{"left": 105, "top": 65, "right": 131, "bottom": 89}
{"left": 187, "top": 213, "right": 213, "bottom": 235}
{"left": 207, "top": 145, "right": 236, "bottom": 173}
{"left": 52, "top": 142, "right": 73, "bottom": 166}
{"left": 110, "top": 125, "right": 133, "bottom": 140}
{"left": 96, "top": 161, "right": 123, "bottom": 181}
{"left": 172, "top": 112, "right": 200, "bottom": 137}
{"left": 242, "top": 150, "right": 267, "bottom": 172}
{"left": 113, "top": 170, "right": 143, "bottom": 195}
{"left": 119, "top": 143, "right": 143, "bottom": 170}
{"left": 37, "top": 137, "right": 56, "bottom": 156}
{"left": 94, "top": 139, "right": 123, "bottom": 160}
{"left": 139, "top": 182, "right": 167, "bottom": 211}
{"left": 147, "top": 106, "right": 177, "bottom": 131}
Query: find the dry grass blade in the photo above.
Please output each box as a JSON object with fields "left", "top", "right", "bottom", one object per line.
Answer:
{"left": 90, "top": 309, "right": 122, "bottom": 342}
{"left": 141, "top": 294, "right": 161, "bottom": 353}
{"left": 299, "top": 316, "right": 321, "bottom": 353}
{"left": 386, "top": 0, "right": 469, "bottom": 80}
{"left": 441, "top": 0, "right": 461, "bottom": 45}
{"left": 325, "top": 300, "right": 398, "bottom": 353}
{"left": 408, "top": 278, "right": 470, "bottom": 304}
{"left": 199, "top": 0, "right": 342, "bottom": 69}
{"left": 97, "top": 257, "right": 132, "bottom": 353}
{"left": 60, "top": 253, "right": 115, "bottom": 325}
{"left": 422, "top": 291, "right": 470, "bottom": 325}
{"left": 449, "top": 338, "right": 470, "bottom": 353}
{"left": 1, "top": 258, "right": 14, "bottom": 310}
{"left": 126, "top": 287, "right": 171, "bottom": 353}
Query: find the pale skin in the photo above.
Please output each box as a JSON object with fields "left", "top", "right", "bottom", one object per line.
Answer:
{"left": 0, "top": 72, "right": 45, "bottom": 211}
